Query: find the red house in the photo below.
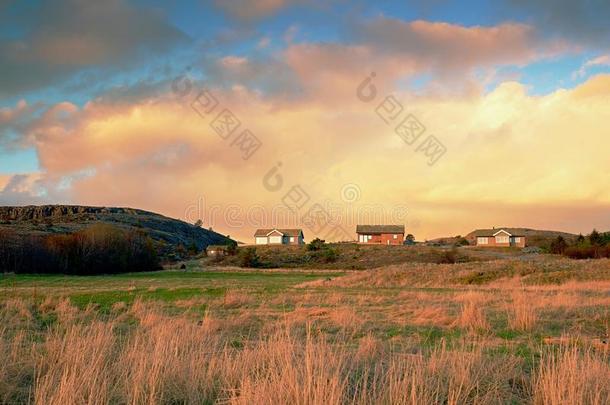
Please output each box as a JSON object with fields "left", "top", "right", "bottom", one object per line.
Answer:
{"left": 356, "top": 225, "right": 405, "bottom": 245}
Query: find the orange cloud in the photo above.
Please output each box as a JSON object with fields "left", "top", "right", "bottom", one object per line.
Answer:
{"left": 8, "top": 71, "right": 610, "bottom": 241}
{"left": 355, "top": 18, "right": 570, "bottom": 74}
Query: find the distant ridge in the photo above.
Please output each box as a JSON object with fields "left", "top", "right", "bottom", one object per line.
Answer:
{"left": 0, "top": 205, "right": 233, "bottom": 256}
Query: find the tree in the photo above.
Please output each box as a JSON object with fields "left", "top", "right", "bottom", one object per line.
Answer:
{"left": 323, "top": 247, "right": 338, "bottom": 263}
{"left": 193, "top": 219, "right": 203, "bottom": 228}
{"left": 187, "top": 241, "right": 199, "bottom": 255}
{"left": 239, "top": 247, "right": 260, "bottom": 267}
{"left": 404, "top": 234, "right": 416, "bottom": 245}
{"left": 456, "top": 237, "right": 469, "bottom": 246}
{"left": 550, "top": 236, "right": 568, "bottom": 254}
{"left": 589, "top": 229, "right": 603, "bottom": 246}
{"left": 226, "top": 240, "right": 238, "bottom": 255}
{"left": 307, "top": 238, "right": 325, "bottom": 251}
{"left": 576, "top": 234, "right": 586, "bottom": 244}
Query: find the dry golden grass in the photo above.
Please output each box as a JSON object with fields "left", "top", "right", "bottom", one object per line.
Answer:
{"left": 508, "top": 290, "right": 538, "bottom": 332}
{"left": 534, "top": 345, "right": 610, "bottom": 405}
{"left": 454, "top": 291, "right": 490, "bottom": 333}
{"left": 2, "top": 257, "right": 610, "bottom": 404}
{"left": 1, "top": 297, "right": 608, "bottom": 404}
{"left": 222, "top": 290, "right": 254, "bottom": 309}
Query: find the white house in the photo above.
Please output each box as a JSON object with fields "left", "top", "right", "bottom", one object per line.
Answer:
{"left": 253, "top": 228, "right": 305, "bottom": 245}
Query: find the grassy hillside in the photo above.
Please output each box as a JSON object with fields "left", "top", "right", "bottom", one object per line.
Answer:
{"left": 206, "top": 243, "right": 487, "bottom": 269}
{"left": 0, "top": 205, "right": 232, "bottom": 258}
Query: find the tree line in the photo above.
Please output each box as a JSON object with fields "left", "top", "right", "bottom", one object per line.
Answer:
{"left": 0, "top": 224, "right": 160, "bottom": 274}
{"left": 550, "top": 229, "right": 610, "bottom": 259}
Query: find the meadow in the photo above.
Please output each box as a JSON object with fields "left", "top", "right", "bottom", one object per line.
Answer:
{"left": 1, "top": 255, "right": 610, "bottom": 404}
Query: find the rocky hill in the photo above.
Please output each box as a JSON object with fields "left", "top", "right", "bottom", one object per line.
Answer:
{"left": 0, "top": 205, "right": 233, "bottom": 256}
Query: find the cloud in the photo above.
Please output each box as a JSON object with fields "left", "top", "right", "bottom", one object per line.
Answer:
{"left": 0, "top": 173, "right": 47, "bottom": 205}
{"left": 574, "top": 54, "right": 610, "bottom": 78}
{"left": 355, "top": 18, "right": 567, "bottom": 75}
{"left": 0, "top": 0, "right": 187, "bottom": 98}
{"left": 506, "top": 0, "right": 610, "bottom": 49}
{"left": 274, "top": 20, "right": 561, "bottom": 103}
{"left": 5, "top": 70, "right": 610, "bottom": 240}
{"left": 213, "top": 0, "right": 294, "bottom": 21}
{"left": 233, "top": 19, "right": 572, "bottom": 104}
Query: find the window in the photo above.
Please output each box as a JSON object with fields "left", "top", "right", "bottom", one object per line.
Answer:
{"left": 477, "top": 237, "right": 488, "bottom": 245}
{"left": 290, "top": 237, "right": 295, "bottom": 242}
{"left": 393, "top": 234, "right": 398, "bottom": 239}
{"left": 255, "top": 237, "right": 268, "bottom": 245}
{"left": 514, "top": 237, "right": 520, "bottom": 243}
{"left": 496, "top": 236, "right": 509, "bottom": 244}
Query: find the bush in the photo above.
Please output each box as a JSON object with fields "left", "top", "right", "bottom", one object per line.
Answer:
{"left": 564, "top": 245, "right": 610, "bottom": 260}
{"left": 226, "top": 240, "right": 238, "bottom": 256}
{"left": 589, "top": 229, "right": 603, "bottom": 246}
{"left": 307, "top": 238, "right": 325, "bottom": 251}
{"left": 438, "top": 248, "right": 458, "bottom": 264}
{"left": 238, "top": 247, "right": 260, "bottom": 268}
{"left": 549, "top": 236, "right": 568, "bottom": 254}
{"left": 455, "top": 237, "right": 470, "bottom": 247}
{"left": 322, "top": 248, "right": 338, "bottom": 263}
{"left": 187, "top": 241, "right": 199, "bottom": 255}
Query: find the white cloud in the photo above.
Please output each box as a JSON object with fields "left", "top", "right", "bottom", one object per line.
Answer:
{"left": 573, "top": 55, "right": 610, "bottom": 78}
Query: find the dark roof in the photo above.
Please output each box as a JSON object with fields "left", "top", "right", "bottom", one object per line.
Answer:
{"left": 472, "top": 228, "right": 526, "bottom": 237}
{"left": 254, "top": 228, "right": 303, "bottom": 237}
{"left": 356, "top": 225, "right": 405, "bottom": 234}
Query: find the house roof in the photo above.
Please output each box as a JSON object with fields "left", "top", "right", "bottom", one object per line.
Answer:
{"left": 356, "top": 225, "right": 405, "bottom": 234}
{"left": 472, "top": 228, "right": 525, "bottom": 237}
{"left": 254, "top": 228, "right": 303, "bottom": 237}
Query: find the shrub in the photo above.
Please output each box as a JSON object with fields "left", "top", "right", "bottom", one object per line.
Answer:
{"left": 549, "top": 236, "right": 568, "bottom": 255}
{"left": 226, "top": 240, "right": 238, "bottom": 256}
{"left": 323, "top": 248, "right": 338, "bottom": 263}
{"left": 564, "top": 246, "right": 597, "bottom": 260}
{"left": 455, "top": 237, "right": 470, "bottom": 247}
{"left": 187, "top": 241, "right": 199, "bottom": 255}
{"left": 307, "top": 238, "right": 325, "bottom": 251}
{"left": 239, "top": 247, "right": 260, "bottom": 268}
{"left": 438, "top": 248, "right": 458, "bottom": 264}
{"left": 588, "top": 229, "right": 603, "bottom": 246}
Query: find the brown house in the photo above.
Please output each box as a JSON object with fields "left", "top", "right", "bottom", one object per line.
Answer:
{"left": 356, "top": 225, "right": 405, "bottom": 245}
{"left": 473, "top": 228, "right": 526, "bottom": 247}
{"left": 254, "top": 228, "right": 304, "bottom": 245}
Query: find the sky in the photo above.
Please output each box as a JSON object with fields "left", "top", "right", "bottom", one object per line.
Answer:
{"left": 1, "top": 0, "right": 610, "bottom": 242}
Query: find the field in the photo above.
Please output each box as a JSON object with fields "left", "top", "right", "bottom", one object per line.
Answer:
{"left": 2, "top": 254, "right": 610, "bottom": 404}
